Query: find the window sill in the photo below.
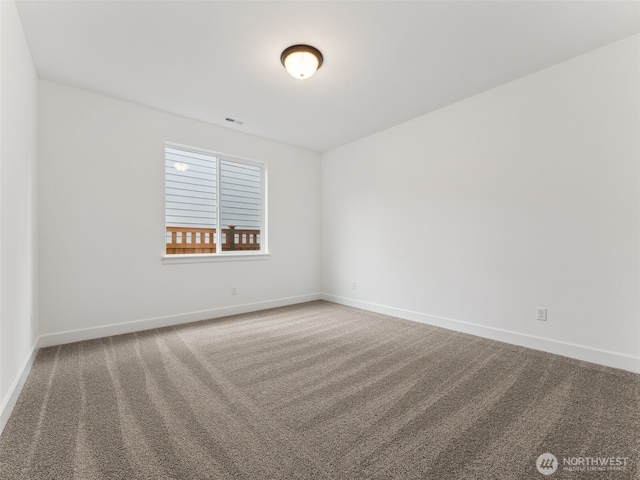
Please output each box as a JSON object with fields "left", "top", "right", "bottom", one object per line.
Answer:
{"left": 162, "top": 252, "right": 271, "bottom": 265}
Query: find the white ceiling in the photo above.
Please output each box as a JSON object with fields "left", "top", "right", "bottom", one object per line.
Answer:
{"left": 15, "top": 1, "right": 640, "bottom": 153}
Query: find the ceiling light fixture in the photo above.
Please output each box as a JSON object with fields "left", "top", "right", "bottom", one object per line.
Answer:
{"left": 281, "top": 44, "right": 323, "bottom": 80}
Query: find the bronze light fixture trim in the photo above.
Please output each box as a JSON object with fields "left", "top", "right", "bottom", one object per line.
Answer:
{"left": 280, "top": 44, "right": 324, "bottom": 80}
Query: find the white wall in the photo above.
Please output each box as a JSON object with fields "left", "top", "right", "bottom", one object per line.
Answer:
{"left": 38, "top": 80, "right": 321, "bottom": 342}
{"left": 0, "top": 0, "right": 39, "bottom": 429}
{"left": 322, "top": 35, "right": 640, "bottom": 372}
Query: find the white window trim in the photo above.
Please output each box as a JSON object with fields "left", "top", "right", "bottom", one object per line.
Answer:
{"left": 162, "top": 252, "right": 271, "bottom": 265}
{"left": 164, "top": 142, "right": 268, "bottom": 262}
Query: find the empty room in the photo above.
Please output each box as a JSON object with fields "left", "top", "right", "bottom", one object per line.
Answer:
{"left": 1, "top": 1, "right": 639, "bottom": 478}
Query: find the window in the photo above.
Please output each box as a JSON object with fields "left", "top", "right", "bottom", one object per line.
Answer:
{"left": 165, "top": 143, "right": 266, "bottom": 256}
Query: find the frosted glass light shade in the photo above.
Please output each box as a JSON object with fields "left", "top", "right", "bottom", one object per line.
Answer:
{"left": 281, "top": 45, "right": 323, "bottom": 80}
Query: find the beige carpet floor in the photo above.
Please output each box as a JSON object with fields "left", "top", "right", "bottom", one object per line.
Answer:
{"left": 0, "top": 300, "right": 638, "bottom": 479}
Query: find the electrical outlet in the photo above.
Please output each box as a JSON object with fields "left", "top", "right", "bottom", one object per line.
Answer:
{"left": 536, "top": 307, "right": 547, "bottom": 321}
{"left": 351, "top": 281, "right": 357, "bottom": 290}
{"left": 232, "top": 287, "right": 237, "bottom": 295}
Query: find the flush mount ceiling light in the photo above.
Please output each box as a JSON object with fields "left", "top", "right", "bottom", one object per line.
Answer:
{"left": 281, "top": 44, "right": 323, "bottom": 80}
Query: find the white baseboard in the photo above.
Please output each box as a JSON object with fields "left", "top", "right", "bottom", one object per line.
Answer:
{"left": 38, "top": 293, "right": 322, "bottom": 348}
{"left": 2, "top": 294, "right": 320, "bottom": 435}
{"left": 0, "top": 344, "right": 39, "bottom": 436}
{"left": 322, "top": 294, "right": 640, "bottom": 374}
{"left": 3, "top": 293, "right": 635, "bottom": 436}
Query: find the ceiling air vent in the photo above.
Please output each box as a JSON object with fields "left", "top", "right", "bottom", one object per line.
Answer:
{"left": 225, "top": 117, "right": 245, "bottom": 125}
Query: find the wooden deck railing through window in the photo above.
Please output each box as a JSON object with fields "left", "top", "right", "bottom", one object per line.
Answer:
{"left": 166, "top": 226, "right": 260, "bottom": 254}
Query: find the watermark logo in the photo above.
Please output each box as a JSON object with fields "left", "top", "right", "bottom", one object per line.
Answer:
{"left": 535, "top": 451, "right": 631, "bottom": 475}
{"left": 536, "top": 452, "right": 559, "bottom": 476}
